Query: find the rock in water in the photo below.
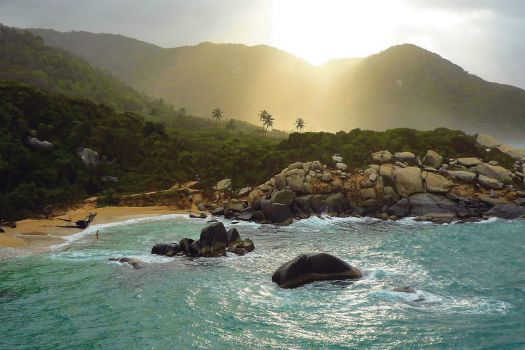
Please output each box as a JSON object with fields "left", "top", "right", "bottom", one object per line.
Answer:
{"left": 199, "top": 222, "right": 228, "bottom": 256}
{"left": 486, "top": 204, "right": 525, "bottom": 219}
{"left": 271, "top": 253, "right": 362, "bottom": 288}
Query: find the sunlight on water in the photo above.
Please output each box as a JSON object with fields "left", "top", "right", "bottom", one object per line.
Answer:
{"left": 1, "top": 216, "right": 524, "bottom": 349}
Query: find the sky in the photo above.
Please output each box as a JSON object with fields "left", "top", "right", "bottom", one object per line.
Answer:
{"left": 1, "top": 0, "right": 525, "bottom": 88}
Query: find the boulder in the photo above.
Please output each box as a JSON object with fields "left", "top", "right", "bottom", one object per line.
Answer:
{"left": 286, "top": 175, "right": 304, "bottom": 192}
{"left": 393, "top": 166, "right": 424, "bottom": 196}
{"left": 423, "top": 150, "right": 443, "bottom": 169}
{"left": 332, "top": 155, "right": 343, "bottom": 163}
{"left": 294, "top": 195, "right": 313, "bottom": 213}
{"left": 324, "top": 193, "right": 348, "bottom": 213}
{"left": 189, "top": 213, "right": 207, "bottom": 219}
{"left": 238, "top": 187, "right": 251, "bottom": 196}
{"left": 228, "top": 199, "right": 244, "bottom": 212}
{"left": 321, "top": 172, "right": 333, "bottom": 182}
{"left": 271, "top": 189, "right": 296, "bottom": 206}
{"left": 179, "top": 238, "right": 195, "bottom": 254}
{"left": 270, "top": 203, "right": 294, "bottom": 224}
{"left": 394, "top": 152, "right": 416, "bottom": 164}
{"left": 226, "top": 228, "right": 241, "bottom": 246}
{"left": 216, "top": 179, "right": 232, "bottom": 191}
{"left": 77, "top": 147, "right": 100, "bottom": 168}
{"left": 498, "top": 144, "right": 525, "bottom": 159}
{"left": 409, "top": 193, "right": 458, "bottom": 218}
{"left": 109, "top": 257, "right": 143, "bottom": 269}
{"left": 274, "top": 174, "right": 287, "bottom": 190}
{"left": 423, "top": 172, "right": 453, "bottom": 193}
{"left": 27, "top": 136, "right": 54, "bottom": 150}
{"left": 260, "top": 198, "right": 272, "bottom": 217}
{"left": 272, "top": 253, "right": 362, "bottom": 288}
{"left": 475, "top": 163, "right": 513, "bottom": 184}
{"left": 477, "top": 134, "right": 501, "bottom": 148}
{"left": 380, "top": 164, "right": 395, "bottom": 186}
{"left": 361, "top": 188, "right": 376, "bottom": 201}
{"left": 151, "top": 243, "right": 169, "bottom": 255}
{"left": 457, "top": 157, "right": 481, "bottom": 167}
{"left": 485, "top": 204, "right": 525, "bottom": 219}
{"left": 388, "top": 198, "right": 410, "bottom": 217}
{"left": 199, "top": 222, "right": 228, "bottom": 257}
{"left": 372, "top": 150, "right": 393, "bottom": 163}
{"left": 448, "top": 170, "right": 476, "bottom": 183}
{"left": 243, "top": 239, "right": 255, "bottom": 252}
{"left": 478, "top": 175, "right": 504, "bottom": 190}
{"left": 288, "top": 162, "right": 304, "bottom": 170}
{"left": 336, "top": 163, "right": 348, "bottom": 171}
{"left": 211, "top": 207, "right": 224, "bottom": 216}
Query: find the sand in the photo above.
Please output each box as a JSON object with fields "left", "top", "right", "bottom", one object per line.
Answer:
{"left": 0, "top": 203, "right": 192, "bottom": 253}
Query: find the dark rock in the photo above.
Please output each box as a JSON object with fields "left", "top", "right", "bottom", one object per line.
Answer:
{"left": 211, "top": 207, "right": 224, "bottom": 216}
{"left": 294, "top": 195, "right": 313, "bottom": 213}
{"left": 251, "top": 210, "right": 265, "bottom": 222}
{"left": 164, "top": 243, "right": 182, "bottom": 257}
{"left": 388, "top": 198, "right": 410, "bottom": 217}
{"left": 409, "top": 193, "right": 458, "bottom": 218}
{"left": 0, "top": 227, "right": 4, "bottom": 233}
{"left": 270, "top": 203, "right": 294, "bottom": 224}
{"left": 235, "top": 213, "right": 253, "bottom": 221}
{"left": 311, "top": 194, "right": 328, "bottom": 213}
{"left": 151, "top": 243, "right": 168, "bottom": 255}
{"left": 271, "top": 189, "right": 296, "bottom": 206}
{"left": 189, "top": 240, "right": 201, "bottom": 256}
{"left": 515, "top": 198, "right": 525, "bottom": 206}
{"left": 109, "top": 257, "right": 143, "bottom": 269}
{"left": 485, "top": 204, "right": 525, "bottom": 219}
{"left": 392, "top": 286, "right": 416, "bottom": 293}
{"left": 199, "top": 222, "right": 228, "bottom": 256}
{"left": 189, "top": 213, "right": 206, "bottom": 219}
{"left": 272, "top": 253, "right": 362, "bottom": 289}
{"left": 179, "top": 238, "right": 195, "bottom": 253}
{"left": 260, "top": 198, "right": 272, "bottom": 217}
{"left": 197, "top": 203, "right": 207, "bottom": 211}
{"left": 227, "top": 228, "right": 241, "bottom": 245}
{"left": 243, "top": 239, "right": 255, "bottom": 252}
{"left": 324, "top": 193, "right": 348, "bottom": 213}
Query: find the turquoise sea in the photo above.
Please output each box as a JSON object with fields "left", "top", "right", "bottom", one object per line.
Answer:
{"left": 1, "top": 215, "right": 524, "bottom": 349}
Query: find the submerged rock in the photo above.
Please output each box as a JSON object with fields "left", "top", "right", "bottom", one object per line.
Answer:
{"left": 109, "top": 257, "right": 143, "bottom": 269}
{"left": 271, "top": 253, "right": 362, "bottom": 289}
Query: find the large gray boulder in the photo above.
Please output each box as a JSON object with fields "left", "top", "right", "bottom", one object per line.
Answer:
{"left": 324, "top": 193, "right": 348, "bottom": 213}
{"left": 294, "top": 195, "right": 313, "bottom": 213}
{"left": 423, "top": 171, "right": 453, "bottom": 193}
{"left": 394, "top": 152, "right": 416, "bottom": 164}
{"left": 270, "top": 203, "right": 294, "bottom": 224}
{"left": 409, "top": 193, "right": 458, "bottom": 218}
{"left": 27, "top": 137, "right": 54, "bottom": 151}
{"left": 199, "top": 222, "right": 228, "bottom": 257}
{"left": 216, "top": 178, "right": 232, "bottom": 191}
{"left": 423, "top": 150, "right": 443, "bottom": 169}
{"left": 388, "top": 198, "right": 410, "bottom": 217}
{"left": 393, "top": 166, "right": 424, "bottom": 196}
{"left": 485, "top": 204, "right": 525, "bottom": 219}
{"left": 286, "top": 175, "right": 304, "bottom": 192}
{"left": 274, "top": 174, "right": 287, "bottom": 190}
{"left": 372, "top": 150, "right": 393, "bottom": 163}
{"left": 448, "top": 170, "right": 476, "bottom": 183}
{"left": 478, "top": 175, "right": 504, "bottom": 190}
{"left": 271, "top": 189, "right": 296, "bottom": 206}
{"left": 457, "top": 157, "right": 481, "bottom": 167}
{"left": 475, "top": 163, "right": 513, "bottom": 184}
{"left": 271, "top": 253, "right": 362, "bottom": 288}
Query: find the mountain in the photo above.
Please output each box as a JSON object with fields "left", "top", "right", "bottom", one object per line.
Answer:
{"left": 31, "top": 28, "right": 525, "bottom": 140}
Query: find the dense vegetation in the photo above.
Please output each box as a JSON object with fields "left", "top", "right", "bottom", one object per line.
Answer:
{"left": 1, "top": 82, "right": 514, "bottom": 221}
{"left": 32, "top": 29, "right": 525, "bottom": 141}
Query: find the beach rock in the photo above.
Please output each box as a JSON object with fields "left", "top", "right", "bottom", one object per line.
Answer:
{"left": 478, "top": 175, "right": 504, "bottom": 190}
{"left": 457, "top": 157, "right": 481, "bottom": 167}
{"left": 409, "top": 193, "right": 458, "bottom": 218}
{"left": 372, "top": 150, "right": 393, "bottom": 163}
{"left": 423, "top": 150, "right": 443, "bottom": 169}
{"left": 238, "top": 187, "right": 251, "bottom": 196}
{"left": 216, "top": 179, "right": 232, "bottom": 191}
{"left": 448, "top": 170, "right": 476, "bottom": 183}
{"left": 243, "top": 239, "right": 255, "bottom": 252}
{"left": 394, "top": 152, "right": 416, "bottom": 164}
{"left": 393, "top": 166, "right": 424, "bottom": 196}
{"left": 271, "top": 253, "right": 362, "bottom": 289}
{"left": 388, "top": 198, "right": 410, "bottom": 217}
{"left": 164, "top": 243, "right": 183, "bottom": 257}
{"left": 270, "top": 203, "right": 294, "bottom": 224}
{"left": 380, "top": 164, "right": 395, "bottom": 186}
{"left": 477, "top": 134, "right": 501, "bottom": 148}
{"left": 151, "top": 243, "right": 169, "bottom": 255}
{"left": 392, "top": 286, "right": 416, "bottom": 294}
{"left": 109, "top": 257, "right": 143, "bottom": 269}
{"left": 189, "top": 213, "right": 207, "bottom": 219}
{"left": 294, "top": 195, "right": 313, "bottom": 213}
{"left": 336, "top": 162, "right": 348, "bottom": 171}
{"left": 179, "top": 238, "right": 195, "bottom": 254}
{"left": 271, "top": 189, "right": 296, "bottom": 206}
{"left": 226, "top": 228, "right": 241, "bottom": 246}
{"left": 211, "top": 207, "right": 224, "bottom": 216}
{"left": 475, "top": 163, "right": 513, "bottom": 184}
{"left": 485, "top": 204, "right": 525, "bottom": 219}
{"left": 324, "top": 193, "right": 348, "bottom": 213}
{"left": 228, "top": 199, "right": 244, "bottom": 212}
{"left": 423, "top": 171, "right": 453, "bottom": 193}
{"left": 199, "top": 222, "right": 228, "bottom": 256}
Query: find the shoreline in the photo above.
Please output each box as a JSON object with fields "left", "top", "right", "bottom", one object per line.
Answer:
{"left": 0, "top": 204, "right": 192, "bottom": 254}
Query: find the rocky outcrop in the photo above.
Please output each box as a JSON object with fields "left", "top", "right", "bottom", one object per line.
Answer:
{"left": 475, "top": 163, "right": 513, "bottom": 184}
{"left": 151, "top": 222, "right": 254, "bottom": 258}
{"left": 423, "top": 150, "right": 443, "bottom": 169}
{"left": 485, "top": 204, "right": 525, "bottom": 219}
{"left": 393, "top": 167, "right": 423, "bottom": 196}
{"left": 271, "top": 253, "right": 362, "bottom": 288}
{"left": 77, "top": 147, "right": 100, "bottom": 168}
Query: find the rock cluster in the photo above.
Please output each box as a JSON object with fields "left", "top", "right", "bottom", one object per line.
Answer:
{"left": 208, "top": 149, "right": 525, "bottom": 224}
{"left": 151, "top": 222, "right": 254, "bottom": 258}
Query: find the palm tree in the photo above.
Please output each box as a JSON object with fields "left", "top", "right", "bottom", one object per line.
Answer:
{"left": 211, "top": 108, "right": 223, "bottom": 124}
{"left": 295, "top": 117, "right": 305, "bottom": 131}
{"left": 226, "top": 118, "right": 235, "bottom": 129}
{"left": 262, "top": 113, "right": 275, "bottom": 135}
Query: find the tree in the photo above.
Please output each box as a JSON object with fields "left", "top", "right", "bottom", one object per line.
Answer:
{"left": 295, "top": 117, "right": 305, "bottom": 131}
{"left": 226, "top": 118, "right": 235, "bottom": 129}
{"left": 211, "top": 108, "right": 223, "bottom": 124}
{"left": 262, "top": 112, "right": 275, "bottom": 135}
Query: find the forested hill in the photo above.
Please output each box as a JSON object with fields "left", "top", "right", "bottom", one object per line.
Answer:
{"left": 0, "top": 24, "right": 149, "bottom": 112}
{"left": 31, "top": 28, "right": 525, "bottom": 141}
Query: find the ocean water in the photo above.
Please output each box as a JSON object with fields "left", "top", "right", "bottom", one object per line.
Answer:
{"left": 0, "top": 215, "right": 524, "bottom": 350}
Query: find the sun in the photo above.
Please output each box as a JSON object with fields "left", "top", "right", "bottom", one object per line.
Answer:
{"left": 269, "top": 0, "right": 408, "bottom": 65}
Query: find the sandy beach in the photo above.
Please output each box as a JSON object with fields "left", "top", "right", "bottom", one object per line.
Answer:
{"left": 0, "top": 203, "right": 192, "bottom": 254}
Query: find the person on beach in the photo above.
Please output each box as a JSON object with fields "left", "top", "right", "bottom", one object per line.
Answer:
{"left": 95, "top": 230, "right": 99, "bottom": 240}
